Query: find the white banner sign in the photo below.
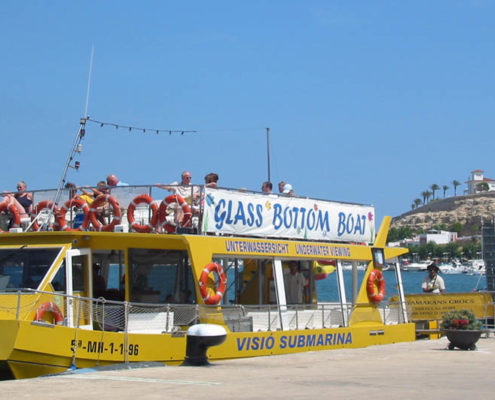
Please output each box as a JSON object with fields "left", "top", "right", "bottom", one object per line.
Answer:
{"left": 202, "top": 188, "right": 375, "bottom": 243}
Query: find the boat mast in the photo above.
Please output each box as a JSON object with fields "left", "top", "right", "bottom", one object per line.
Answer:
{"left": 53, "top": 46, "right": 94, "bottom": 208}
{"left": 35, "top": 49, "right": 93, "bottom": 229}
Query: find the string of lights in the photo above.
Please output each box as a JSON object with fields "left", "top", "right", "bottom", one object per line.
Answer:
{"left": 86, "top": 117, "right": 197, "bottom": 135}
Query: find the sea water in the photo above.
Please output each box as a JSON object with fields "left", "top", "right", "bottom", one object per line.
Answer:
{"left": 316, "top": 270, "right": 487, "bottom": 302}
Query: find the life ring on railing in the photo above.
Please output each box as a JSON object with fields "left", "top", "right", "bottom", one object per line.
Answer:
{"left": 127, "top": 194, "right": 158, "bottom": 233}
{"left": 157, "top": 195, "right": 192, "bottom": 233}
{"left": 0, "top": 202, "right": 21, "bottom": 232}
{"left": 89, "top": 194, "right": 122, "bottom": 231}
{"left": 34, "top": 302, "right": 64, "bottom": 325}
{"left": 57, "top": 198, "right": 90, "bottom": 231}
{"left": 367, "top": 269, "right": 385, "bottom": 303}
{"left": 31, "top": 201, "right": 61, "bottom": 231}
{"left": 198, "top": 262, "right": 227, "bottom": 305}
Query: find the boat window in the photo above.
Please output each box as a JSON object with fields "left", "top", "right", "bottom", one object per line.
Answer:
{"left": 128, "top": 248, "right": 195, "bottom": 304}
{"left": 72, "top": 255, "right": 86, "bottom": 292}
{"left": 52, "top": 263, "right": 66, "bottom": 291}
{"left": 0, "top": 247, "right": 61, "bottom": 290}
{"left": 50, "top": 256, "right": 86, "bottom": 293}
{"left": 92, "top": 250, "right": 125, "bottom": 300}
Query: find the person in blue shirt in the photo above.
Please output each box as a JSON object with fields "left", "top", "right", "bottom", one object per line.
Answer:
{"left": 106, "top": 174, "right": 128, "bottom": 187}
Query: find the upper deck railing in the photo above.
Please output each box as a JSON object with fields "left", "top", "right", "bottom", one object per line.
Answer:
{"left": 1, "top": 185, "right": 376, "bottom": 243}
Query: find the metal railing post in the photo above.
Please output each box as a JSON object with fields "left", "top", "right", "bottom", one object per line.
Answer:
{"left": 268, "top": 306, "right": 271, "bottom": 331}
{"left": 124, "top": 301, "right": 129, "bottom": 365}
{"left": 16, "top": 290, "right": 21, "bottom": 320}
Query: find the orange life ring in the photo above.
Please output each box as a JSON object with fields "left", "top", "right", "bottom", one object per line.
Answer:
{"left": 34, "top": 301, "right": 64, "bottom": 325}
{"left": 157, "top": 195, "right": 192, "bottom": 233}
{"left": 127, "top": 194, "right": 158, "bottom": 233}
{"left": 89, "top": 194, "right": 122, "bottom": 231}
{"left": 0, "top": 202, "right": 21, "bottom": 232}
{"left": 31, "top": 201, "right": 61, "bottom": 231}
{"left": 367, "top": 268, "right": 385, "bottom": 303}
{"left": 57, "top": 198, "right": 90, "bottom": 231}
{"left": 198, "top": 262, "right": 227, "bottom": 305}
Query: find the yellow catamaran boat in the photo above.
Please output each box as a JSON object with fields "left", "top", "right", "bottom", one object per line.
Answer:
{"left": 0, "top": 181, "right": 416, "bottom": 379}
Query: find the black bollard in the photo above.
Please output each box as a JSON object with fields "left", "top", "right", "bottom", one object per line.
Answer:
{"left": 183, "top": 324, "right": 227, "bottom": 366}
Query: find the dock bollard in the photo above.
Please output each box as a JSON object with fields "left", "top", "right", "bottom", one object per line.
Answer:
{"left": 183, "top": 324, "right": 227, "bottom": 366}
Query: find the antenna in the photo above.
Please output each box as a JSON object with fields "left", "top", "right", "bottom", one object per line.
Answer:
{"left": 266, "top": 127, "right": 271, "bottom": 182}
{"left": 35, "top": 48, "right": 94, "bottom": 230}
{"left": 84, "top": 45, "right": 94, "bottom": 118}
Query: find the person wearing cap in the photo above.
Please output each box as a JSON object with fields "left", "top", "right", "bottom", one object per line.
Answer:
{"left": 422, "top": 263, "right": 445, "bottom": 294}
{"left": 283, "top": 183, "right": 295, "bottom": 196}
{"left": 278, "top": 180, "right": 295, "bottom": 196}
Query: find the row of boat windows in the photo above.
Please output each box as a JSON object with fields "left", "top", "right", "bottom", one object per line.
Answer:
{"left": 0, "top": 248, "right": 197, "bottom": 304}
{"left": 0, "top": 247, "right": 316, "bottom": 306}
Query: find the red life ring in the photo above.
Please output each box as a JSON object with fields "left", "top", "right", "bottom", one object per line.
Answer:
{"left": 0, "top": 202, "right": 21, "bottom": 232}
{"left": 157, "top": 195, "right": 192, "bottom": 233}
{"left": 89, "top": 194, "right": 122, "bottom": 232}
{"left": 127, "top": 194, "right": 159, "bottom": 233}
{"left": 57, "top": 198, "right": 90, "bottom": 231}
{"left": 35, "top": 301, "right": 64, "bottom": 325}
{"left": 199, "top": 262, "right": 227, "bottom": 305}
{"left": 31, "top": 201, "right": 61, "bottom": 231}
{"left": 367, "top": 269, "right": 385, "bottom": 303}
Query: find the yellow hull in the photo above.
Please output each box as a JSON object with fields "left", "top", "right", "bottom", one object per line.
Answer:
{"left": 0, "top": 318, "right": 415, "bottom": 379}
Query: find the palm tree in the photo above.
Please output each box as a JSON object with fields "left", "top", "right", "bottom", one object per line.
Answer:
{"left": 422, "top": 191, "right": 429, "bottom": 204}
{"left": 414, "top": 198, "right": 422, "bottom": 208}
{"left": 452, "top": 180, "right": 461, "bottom": 196}
{"left": 425, "top": 190, "right": 432, "bottom": 204}
{"left": 430, "top": 184, "right": 440, "bottom": 200}
{"left": 442, "top": 185, "right": 449, "bottom": 198}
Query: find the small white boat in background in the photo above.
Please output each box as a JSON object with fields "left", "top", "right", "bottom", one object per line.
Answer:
{"left": 464, "top": 259, "right": 485, "bottom": 275}
{"left": 402, "top": 261, "right": 430, "bottom": 272}
{"left": 438, "top": 260, "right": 464, "bottom": 274}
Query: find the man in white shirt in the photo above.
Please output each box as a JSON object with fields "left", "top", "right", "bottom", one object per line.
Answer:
{"left": 156, "top": 171, "right": 198, "bottom": 201}
{"left": 285, "top": 261, "right": 306, "bottom": 304}
{"left": 422, "top": 263, "right": 445, "bottom": 294}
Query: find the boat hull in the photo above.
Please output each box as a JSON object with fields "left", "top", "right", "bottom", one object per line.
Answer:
{"left": 0, "top": 318, "right": 415, "bottom": 379}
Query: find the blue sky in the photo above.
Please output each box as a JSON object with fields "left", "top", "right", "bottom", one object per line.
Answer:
{"left": 1, "top": 1, "right": 493, "bottom": 224}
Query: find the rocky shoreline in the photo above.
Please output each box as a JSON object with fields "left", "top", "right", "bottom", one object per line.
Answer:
{"left": 391, "top": 192, "right": 495, "bottom": 232}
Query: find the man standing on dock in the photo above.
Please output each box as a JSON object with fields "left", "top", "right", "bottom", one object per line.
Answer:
{"left": 422, "top": 263, "right": 445, "bottom": 294}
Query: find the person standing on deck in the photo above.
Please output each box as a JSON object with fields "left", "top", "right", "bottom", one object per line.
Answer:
{"left": 106, "top": 174, "right": 128, "bottom": 187}
{"left": 261, "top": 181, "right": 273, "bottom": 193}
{"left": 422, "top": 263, "right": 445, "bottom": 294}
{"left": 285, "top": 261, "right": 306, "bottom": 304}
{"left": 204, "top": 173, "right": 219, "bottom": 188}
{"left": 1, "top": 181, "right": 33, "bottom": 219}
{"left": 156, "top": 171, "right": 199, "bottom": 203}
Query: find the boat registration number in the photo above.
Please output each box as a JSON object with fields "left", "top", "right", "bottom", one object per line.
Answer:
{"left": 70, "top": 339, "right": 140, "bottom": 355}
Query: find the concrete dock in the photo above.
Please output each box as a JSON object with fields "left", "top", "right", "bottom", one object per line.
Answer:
{"left": 1, "top": 336, "right": 494, "bottom": 399}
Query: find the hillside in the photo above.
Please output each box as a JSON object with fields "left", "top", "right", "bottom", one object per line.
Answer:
{"left": 391, "top": 192, "right": 495, "bottom": 233}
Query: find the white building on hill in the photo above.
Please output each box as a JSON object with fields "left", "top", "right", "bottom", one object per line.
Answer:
{"left": 419, "top": 230, "right": 457, "bottom": 245}
{"left": 466, "top": 169, "right": 495, "bottom": 194}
